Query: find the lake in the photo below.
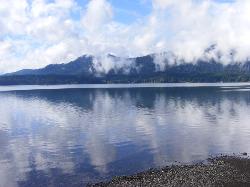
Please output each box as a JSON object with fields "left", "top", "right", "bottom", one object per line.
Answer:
{"left": 0, "top": 83, "right": 250, "bottom": 187}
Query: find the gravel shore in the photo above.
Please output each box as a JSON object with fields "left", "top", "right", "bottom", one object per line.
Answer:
{"left": 90, "top": 155, "right": 250, "bottom": 187}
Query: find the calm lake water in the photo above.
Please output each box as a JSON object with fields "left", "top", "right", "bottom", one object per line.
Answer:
{"left": 0, "top": 83, "right": 250, "bottom": 187}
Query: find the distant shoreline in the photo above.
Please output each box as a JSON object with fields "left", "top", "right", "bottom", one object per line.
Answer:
{"left": 0, "top": 82, "right": 250, "bottom": 92}
{"left": 90, "top": 155, "right": 250, "bottom": 187}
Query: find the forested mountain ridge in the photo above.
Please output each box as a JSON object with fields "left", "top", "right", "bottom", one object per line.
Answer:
{"left": 1, "top": 53, "right": 250, "bottom": 85}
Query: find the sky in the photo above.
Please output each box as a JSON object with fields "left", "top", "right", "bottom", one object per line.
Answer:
{"left": 0, "top": 0, "right": 250, "bottom": 73}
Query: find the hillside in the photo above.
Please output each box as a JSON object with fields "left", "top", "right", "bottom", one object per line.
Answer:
{"left": 1, "top": 53, "right": 250, "bottom": 85}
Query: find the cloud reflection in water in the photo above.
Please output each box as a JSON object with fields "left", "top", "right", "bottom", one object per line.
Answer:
{"left": 0, "top": 87, "right": 250, "bottom": 186}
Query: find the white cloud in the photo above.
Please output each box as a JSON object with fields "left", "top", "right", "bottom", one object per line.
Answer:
{"left": 0, "top": 0, "right": 29, "bottom": 35}
{"left": 152, "top": 0, "right": 177, "bottom": 9}
{"left": 81, "top": 0, "right": 113, "bottom": 32}
{"left": 152, "top": 0, "right": 250, "bottom": 63}
{"left": 1, "top": 0, "right": 250, "bottom": 73}
{"left": 92, "top": 55, "right": 135, "bottom": 74}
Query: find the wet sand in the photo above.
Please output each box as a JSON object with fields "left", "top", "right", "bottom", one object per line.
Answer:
{"left": 90, "top": 155, "right": 250, "bottom": 187}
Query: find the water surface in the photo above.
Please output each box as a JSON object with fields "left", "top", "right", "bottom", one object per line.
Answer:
{"left": 0, "top": 83, "right": 250, "bottom": 186}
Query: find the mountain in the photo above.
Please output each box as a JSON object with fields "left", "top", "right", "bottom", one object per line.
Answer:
{"left": 6, "top": 55, "right": 94, "bottom": 76}
{"left": 1, "top": 52, "right": 250, "bottom": 85}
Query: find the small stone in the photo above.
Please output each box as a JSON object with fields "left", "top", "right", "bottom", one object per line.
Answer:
{"left": 242, "top": 152, "right": 247, "bottom": 156}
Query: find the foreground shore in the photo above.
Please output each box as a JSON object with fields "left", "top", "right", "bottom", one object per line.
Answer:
{"left": 90, "top": 155, "right": 250, "bottom": 187}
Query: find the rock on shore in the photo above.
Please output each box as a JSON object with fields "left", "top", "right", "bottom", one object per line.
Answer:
{"left": 90, "top": 156, "right": 250, "bottom": 187}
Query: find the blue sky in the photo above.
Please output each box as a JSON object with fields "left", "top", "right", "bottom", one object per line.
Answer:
{"left": 105, "top": 0, "right": 152, "bottom": 23}
{"left": 69, "top": 0, "right": 152, "bottom": 24}
{"left": 74, "top": 0, "right": 234, "bottom": 24}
